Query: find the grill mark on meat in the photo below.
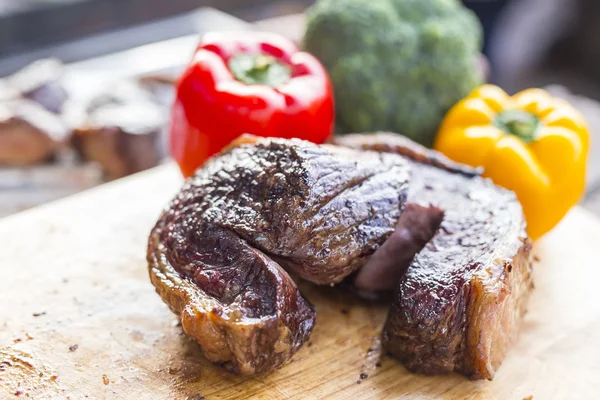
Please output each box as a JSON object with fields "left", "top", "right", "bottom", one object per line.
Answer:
{"left": 335, "top": 133, "right": 533, "bottom": 380}
{"left": 308, "top": 175, "right": 405, "bottom": 239}
{"left": 274, "top": 199, "right": 406, "bottom": 284}
{"left": 147, "top": 137, "right": 410, "bottom": 375}
{"left": 308, "top": 172, "right": 375, "bottom": 220}
{"left": 304, "top": 148, "right": 404, "bottom": 221}
{"left": 213, "top": 142, "right": 410, "bottom": 285}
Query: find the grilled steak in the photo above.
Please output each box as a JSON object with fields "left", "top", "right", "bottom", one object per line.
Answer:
{"left": 147, "top": 137, "right": 410, "bottom": 374}
{"left": 336, "top": 133, "right": 533, "bottom": 380}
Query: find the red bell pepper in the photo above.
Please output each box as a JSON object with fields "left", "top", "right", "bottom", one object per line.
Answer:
{"left": 170, "top": 31, "right": 335, "bottom": 177}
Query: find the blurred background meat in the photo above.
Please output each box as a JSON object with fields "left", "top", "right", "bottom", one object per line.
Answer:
{"left": 0, "top": 98, "right": 69, "bottom": 165}
{"left": 71, "top": 80, "right": 168, "bottom": 180}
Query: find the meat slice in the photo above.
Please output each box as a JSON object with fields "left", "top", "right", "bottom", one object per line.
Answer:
{"left": 335, "top": 133, "right": 533, "bottom": 380}
{"left": 147, "top": 137, "right": 410, "bottom": 374}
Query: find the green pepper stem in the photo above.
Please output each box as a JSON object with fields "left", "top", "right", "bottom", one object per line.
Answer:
{"left": 494, "top": 110, "right": 540, "bottom": 142}
{"left": 229, "top": 52, "right": 291, "bottom": 87}
{"left": 253, "top": 55, "right": 273, "bottom": 71}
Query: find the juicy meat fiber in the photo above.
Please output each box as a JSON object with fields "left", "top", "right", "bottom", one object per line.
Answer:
{"left": 147, "top": 137, "right": 410, "bottom": 374}
{"left": 336, "top": 133, "right": 534, "bottom": 380}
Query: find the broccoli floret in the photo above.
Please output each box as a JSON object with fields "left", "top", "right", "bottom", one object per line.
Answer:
{"left": 304, "top": 0, "right": 483, "bottom": 146}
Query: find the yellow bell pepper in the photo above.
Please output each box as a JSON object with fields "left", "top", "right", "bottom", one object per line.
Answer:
{"left": 435, "top": 85, "right": 589, "bottom": 240}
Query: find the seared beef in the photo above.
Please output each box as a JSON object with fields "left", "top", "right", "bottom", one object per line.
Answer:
{"left": 147, "top": 137, "right": 410, "bottom": 374}
{"left": 336, "top": 133, "right": 533, "bottom": 380}
{"left": 149, "top": 132, "right": 532, "bottom": 379}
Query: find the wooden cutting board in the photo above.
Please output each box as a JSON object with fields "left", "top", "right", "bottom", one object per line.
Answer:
{"left": 1, "top": 163, "right": 600, "bottom": 399}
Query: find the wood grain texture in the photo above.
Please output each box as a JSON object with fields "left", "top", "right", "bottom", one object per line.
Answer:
{"left": 1, "top": 163, "right": 600, "bottom": 399}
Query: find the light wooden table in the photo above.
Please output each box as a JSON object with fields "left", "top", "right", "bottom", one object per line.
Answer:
{"left": 1, "top": 163, "right": 600, "bottom": 399}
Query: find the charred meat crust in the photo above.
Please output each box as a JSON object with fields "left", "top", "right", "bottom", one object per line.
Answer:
{"left": 335, "top": 133, "right": 533, "bottom": 380}
{"left": 147, "top": 137, "right": 410, "bottom": 374}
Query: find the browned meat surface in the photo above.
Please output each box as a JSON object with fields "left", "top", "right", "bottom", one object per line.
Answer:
{"left": 147, "top": 137, "right": 410, "bottom": 374}
{"left": 73, "top": 82, "right": 166, "bottom": 180}
{"left": 336, "top": 133, "right": 533, "bottom": 380}
{"left": 0, "top": 99, "right": 69, "bottom": 165}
